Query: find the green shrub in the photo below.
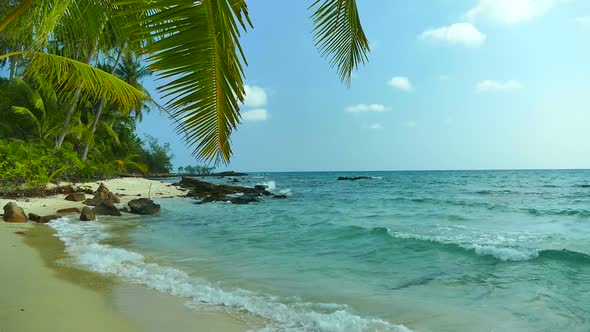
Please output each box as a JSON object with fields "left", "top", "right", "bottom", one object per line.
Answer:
{"left": 0, "top": 139, "right": 97, "bottom": 194}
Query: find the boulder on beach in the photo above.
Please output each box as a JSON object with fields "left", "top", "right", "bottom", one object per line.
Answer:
{"left": 28, "top": 213, "right": 60, "bottom": 223}
{"left": 94, "top": 183, "right": 110, "bottom": 201}
{"left": 128, "top": 198, "right": 160, "bottom": 215}
{"left": 80, "top": 207, "right": 95, "bottom": 221}
{"left": 83, "top": 183, "right": 121, "bottom": 207}
{"left": 3, "top": 202, "right": 27, "bottom": 223}
{"left": 93, "top": 205, "right": 122, "bottom": 217}
{"left": 65, "top": 192, "right": 86, "bottom": 202}
{"left": 57, "top": 207, "right": 81, "bottom": 215}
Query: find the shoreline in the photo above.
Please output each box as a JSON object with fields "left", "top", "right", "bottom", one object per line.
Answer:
{"left": 0, "top": 177, "right": 253, "bottom": 332}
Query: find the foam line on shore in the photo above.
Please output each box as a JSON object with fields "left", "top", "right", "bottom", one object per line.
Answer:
{"left": 48, "top": 217, "right": 412, "bottom": 332}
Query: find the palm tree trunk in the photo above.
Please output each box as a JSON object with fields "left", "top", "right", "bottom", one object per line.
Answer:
{"left": 55, "top": 40, "right": 98, "bottom": 149}
{"left": 8, "top": 56, "right": 16, "bottom": 80}
{"left": 80, "top": 47, "right": 124, "bottom": 161}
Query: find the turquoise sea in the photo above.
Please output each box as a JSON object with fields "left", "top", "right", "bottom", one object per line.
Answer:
{"left": 50, "top": 170, "right": 590, "bottom": 331}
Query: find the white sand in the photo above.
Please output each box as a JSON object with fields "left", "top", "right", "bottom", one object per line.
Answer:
{"left": 1, "top": 177, "right": 187, "bottom": 216}
{"left": 0, "top": 177, "right": 254, "bottom": 332}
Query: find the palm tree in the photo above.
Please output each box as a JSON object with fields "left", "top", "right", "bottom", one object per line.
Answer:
{"left": 0, "top": 77, "right": 65, "bottom": 141}
{"left": 0, "top": 0, "right": 370, "bottom": 163}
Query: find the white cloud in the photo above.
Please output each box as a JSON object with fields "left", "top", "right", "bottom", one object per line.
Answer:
{"left": 367, "top": 123, "right": 383, "bottom": 130}
{"left": 477, "top": 80, "right": 524, "bottom": 92}
{"left": 241, "top": 109, "right": 268, "bottom": 122}
{"left": 387, "top": 76, "right": 412, "bottom": 91}
{"left": 420, "top": 23, "right": 486, "bottom": 47}
{"left": 345, "top": 104, "right": 387, "bottom": 113}
{"left": 242, "top": 85, "right": 270, "bottom": 122}
{"left": 576, "top": 16, "right": 590, "bottom": 25}
{"left": 243, "top": 85, "right": 267, "bottom": 108}
{"left": 466, "top": 0, "right": 554, "bottom": 25}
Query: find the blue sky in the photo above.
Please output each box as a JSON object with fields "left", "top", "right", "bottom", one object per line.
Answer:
{"left": 139, "top": 0, "right": 590, "bottom": 172}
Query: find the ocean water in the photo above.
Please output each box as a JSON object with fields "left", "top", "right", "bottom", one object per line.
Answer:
{"left": 49, "top": 170, "right": 590, "bottom": 331}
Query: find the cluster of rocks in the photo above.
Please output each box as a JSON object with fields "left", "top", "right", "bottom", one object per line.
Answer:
{"left": 2, "top": 183, "right": 161, "bottom": 224}
{"left": 177, "top": 177, "right": 286, "bottom": 204}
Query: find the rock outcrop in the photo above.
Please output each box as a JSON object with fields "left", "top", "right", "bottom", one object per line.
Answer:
{"left": 178, "top": 177, "right": 272, "bottom": 204}
{"left": 83, "top": 183, "right": 120, "bottom": 207}
{"left": 128, "top": 198, "right": 160, "bottom": 215}
{"left": 2, "top": 202, "right": 27, "bottom": 223}
{"left": 210, "top": 171, "right": 248, "bottom": 177}
{"left": 80, "top": 207, "right": 96, "bottom": 221}
{"left": 337, "top": 176, "right": 373, "bottom": 181}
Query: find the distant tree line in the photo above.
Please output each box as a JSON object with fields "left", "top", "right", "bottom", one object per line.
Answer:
{"left": 177, "top": 165, "right": 215, "bottom": 176}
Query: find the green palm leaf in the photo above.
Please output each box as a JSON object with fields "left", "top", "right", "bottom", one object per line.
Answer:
{"left": 25, "top": 52, "right": 148, "bottom": 111}
{"left": 310, "top": 0, "right": 370, "bottom": 85}
{"left": 120, "top": 0, "right": 251, "bottom": 163}
{"left": 11, "top": 106, "right": 41, "bottom": 136}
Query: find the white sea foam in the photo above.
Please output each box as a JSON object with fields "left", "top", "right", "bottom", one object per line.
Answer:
{"left": 261, "top": 181, "right": 276, "bottom": 191}
{"left": 256, "top": 180, "right": 293, "bottom": 197}
{"left": 387, "top": 226, "right": 545, "bottom": 261}
{"left": 48, "top": 217, "right": 411, "bottom": 332}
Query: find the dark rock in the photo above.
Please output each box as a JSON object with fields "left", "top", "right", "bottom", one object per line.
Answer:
{"left": 228, "top": 194, "right": 260, "bottom": 204}
{"left": 253, "top": 185, "right": 267, "bottom": 191}
{"left": 211, "top": 171, "right": 248, "bottom": 177}
{"left": 128, "top": 198, "right": 160, "bottom": 215}
{"left": 29, "top": 213, "right": 60, "bottom": 223}
{"left": 3, "top": 202, "right": 27, "bottom": 223}
{"left": 80, "top": 207, "right": 95, "bottom": 221}
{"left": 273, "top": 194, "right": 288, "bottom": 199}
{"left": 75, "top": 187, "right": 94, "bottom": 194}
{"left": 93, "top": 205, "right": 122, "bottom": 216}
{"left": 110, "top": 193, "right": 121, "bottom": 204}
{"left": 102, "top": 199, "right": 116, "bottom": 208}
{"left": 337, "top": 176, "right": 373, "bottom": 181}
{"left": 228, "top": 178, "right": 240, "bottom": 183}
{"left": 83, "top": 183, "right": 120, "bottom": 207}
{"left": 39, "top": 215, "right": 60, "bottom": 223}
{"left": 177, "top": 177, "right": 272, "bottom": 203}
{"left": 57, "top": 207, "right": 81, "bottom": 215}
{"left": 82, "top": 198, "right": 97, "bottom": 206}
{"left": 94, "top": 183, "right": 110, "bottom": 201}
{"left": 65, "top": 192, "right": 86, "bottom": 201}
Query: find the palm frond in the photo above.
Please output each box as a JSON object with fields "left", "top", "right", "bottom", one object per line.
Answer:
{"left": 0, "top": 0, "right": 33, "bottom": 32}
{"left": 120, "top": 0, "right": 251, "bottom": 163}
{"left": 11, "top": 106, "right": 41, "bottom": 135}
{"left": 310, "top": 0, "right": 370, "bottom": 85}
{"left": 25, "top": 52, "right": 148, "bottom": 111}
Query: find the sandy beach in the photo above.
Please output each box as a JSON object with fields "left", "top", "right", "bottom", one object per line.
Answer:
{"left": 0, "top": 177, "right": 252, "bottom": 332}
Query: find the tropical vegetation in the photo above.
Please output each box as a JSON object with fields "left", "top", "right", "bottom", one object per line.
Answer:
{"left": 0, "top": 0, "right": 369, "bottom": 193}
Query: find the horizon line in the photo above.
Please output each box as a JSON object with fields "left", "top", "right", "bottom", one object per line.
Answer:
{"left": 222, "top": 167, "right": 590, "bottom": 173}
